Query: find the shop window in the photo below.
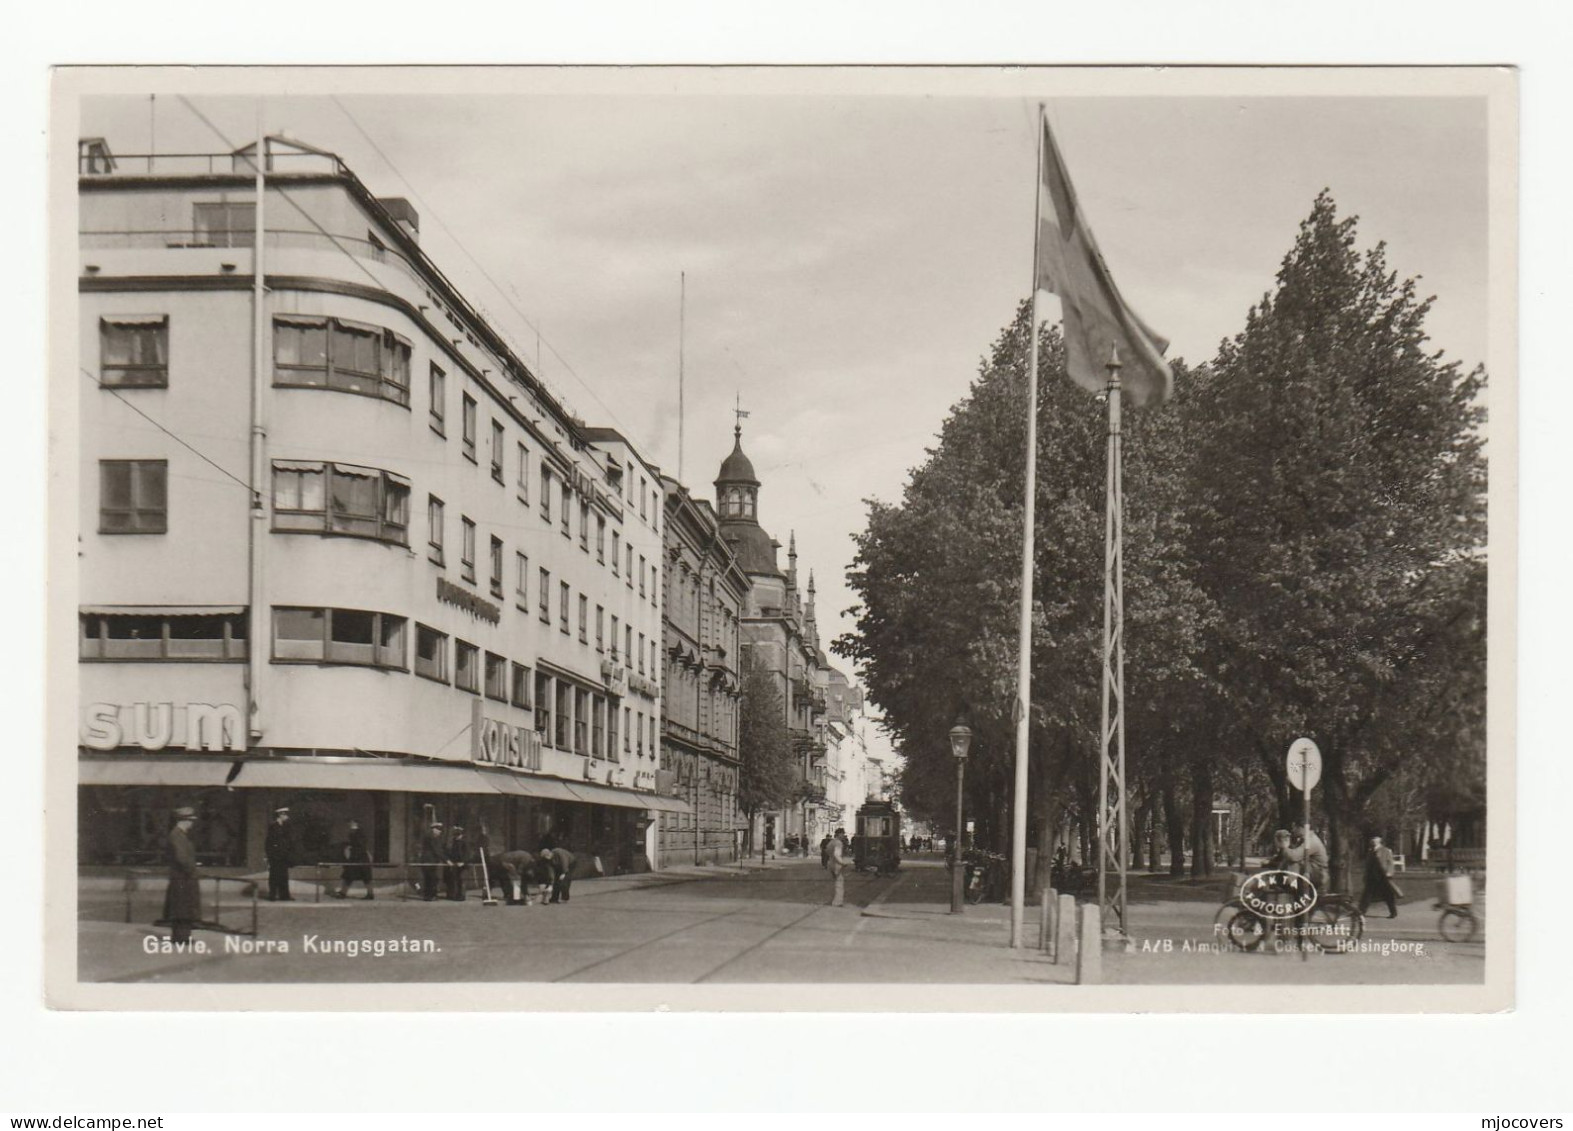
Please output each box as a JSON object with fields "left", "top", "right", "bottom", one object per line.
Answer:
{"left": 272, "top": 460, "right": 408, "bottom": 546}
{"left": 80, "top": 609, "right": 247, "bottom": 661}
{"left": 484, "top": 651, "right": 507, "bottom": 701}
{"left": 99, "top": 460, "right": 167, "bottom": 534}
{"left": 414, "top": 623, "right": 448, "bottom": 683}
{"left": 271, "top": 607, "right": 406, "bottom": 670}
{"left": 429, "top": 363, "right": 446, "bottom": 435}
{"left": 511, "top": 662, "right": 532, "bottom": 709}
{"left": 461, "top": 394, "right": 478, "bottom": 461}
{"left": 99, "top": 316, "right": 168, "bottom": 388}
{"left": 273, "top": 315, "right": 410, "bottom": 407}
{"left": 460, "top": 517, "right": 476, "bottom": 583}
{"left": 455, "top": 639, "right": 480, "bottom": 693}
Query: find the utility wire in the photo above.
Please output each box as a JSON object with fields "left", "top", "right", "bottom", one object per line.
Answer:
{"left": 81, "top": 368, "right": 252, "bottom": 492}
{"left": 327, "top": 94, "right": 645, "bottom": 448}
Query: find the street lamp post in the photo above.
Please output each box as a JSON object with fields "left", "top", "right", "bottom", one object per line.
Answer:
{"left": 949, "top": 723, "right": 972, "bottom": 914}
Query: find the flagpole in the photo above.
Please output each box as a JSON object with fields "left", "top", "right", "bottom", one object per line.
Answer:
{"left": 1009, "top": 103, "right": 1045, "bottom": 950}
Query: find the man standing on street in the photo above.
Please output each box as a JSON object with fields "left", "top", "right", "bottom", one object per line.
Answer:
{"left": 1360, "top": 834, "right": 1401, "bottom": 918}
{"left": 420, "top": 820, "right": 446, "bottom": 901}
{"left": 264, "top": 805, "right": 294, "bottom": 902}
{"left": 336, "top": 818, "right": 374, "bottom": 900}
{"left": 827, "top": 827, "right": 850, "bottom": 907}
{"left": 543, "top": 844, "right": 576, "bottom": 903}
{"left": 163, "top": 806, "right": 201, "bottom": 943}
{"left": 445, "top": 825, "right": 469, "bottom": 902}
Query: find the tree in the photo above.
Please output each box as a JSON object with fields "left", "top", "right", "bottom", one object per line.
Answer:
{"left": 736, "top": 649, "right": 797, "bottom": 851}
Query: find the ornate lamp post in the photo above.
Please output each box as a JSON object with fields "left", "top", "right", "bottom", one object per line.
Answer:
{"left": 949, "top": 722, "right": 972, "bottom": 914}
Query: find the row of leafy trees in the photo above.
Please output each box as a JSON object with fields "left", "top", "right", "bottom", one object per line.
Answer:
{"left": 836, "top": 193, "right": 1487, "bottom": 888}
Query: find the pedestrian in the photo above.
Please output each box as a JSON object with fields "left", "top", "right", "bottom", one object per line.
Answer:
{"left": 336, "top": 818, "right": 374, "bottom": 900}
{"left": 542, "top": 844, "right": 576, "bottom": 904}
{"left": 445, "top": 825, "right": 469, "bottom": 901}
{"left": 264, "top": 805, "right": 294, "bottom": 901}
{"left": 820, "top": 834, "right": 832, "bottom": 868}
{"left": 1360, "top": 835, "right": 1402, "bottom": 919}
{"left": 420, "top": 821, "right": 446, "bottom": 901}
{"left": 163, "top": 806, "right": 201, "bottom": 943}
{"left": 827, "top": 827, "right": 850, "bottom": 907}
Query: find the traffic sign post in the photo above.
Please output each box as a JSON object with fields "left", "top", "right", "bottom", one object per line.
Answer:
{"left": 1286, "top": 738, "right": 1321, "bottom": 960}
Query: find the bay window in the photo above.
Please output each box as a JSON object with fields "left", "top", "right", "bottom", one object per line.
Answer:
{"left": 272, "top": 606, "right": 407, "bottom": 670}
{"left": 272, "top": 460, "right": 409, "bottom": 545}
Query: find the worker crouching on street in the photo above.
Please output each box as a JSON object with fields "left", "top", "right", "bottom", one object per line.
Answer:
{"left": 488, "top": 849, "right": 544, "bottom": 905}
{"left": 541, "top": 845, "right": 576, "bottom": 904}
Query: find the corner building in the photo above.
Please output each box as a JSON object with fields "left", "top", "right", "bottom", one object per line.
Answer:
{"left": 76, "top": 137, "right": 682, "bottom": 876}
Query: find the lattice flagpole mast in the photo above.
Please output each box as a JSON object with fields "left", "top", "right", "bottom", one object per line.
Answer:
{"left": 1096, "top": 347, "right": 1128, "bottom": 938}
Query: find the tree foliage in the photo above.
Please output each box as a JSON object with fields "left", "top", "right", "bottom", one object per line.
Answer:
{"left": 736, "top": 649, "right": 797, "bottom": 822}
{"left": 839, "top": 191, "right": 1488, "bottom": 883}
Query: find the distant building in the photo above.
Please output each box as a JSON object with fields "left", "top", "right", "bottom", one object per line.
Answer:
{"left": 658, "top": 475, "right": 750, "bottom": 865}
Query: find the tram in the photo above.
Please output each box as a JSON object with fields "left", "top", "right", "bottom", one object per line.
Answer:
{"left": 853, "top": 799, "right": 903, "bottom": 875}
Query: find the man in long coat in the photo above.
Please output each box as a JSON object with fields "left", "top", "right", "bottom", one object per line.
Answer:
{"left": 826, "top": 827, "right": 850, "bottom": 907}
{"left": 163, "top": 806, "right": 201, "bottom": 943}
{"left": 445, "top": 825, "right": 470, "bottom": 901}
{"left": 1360, "top": 835, "right": 1401, "bottom": 918}
{"left": 419, "top": 821, "right": 446, "bottom": 901}
{"left": 336, "top": 818, "right": 374, "bottom": 900}
{"left": 264, "top": 806, "right": 294, "bottom": 901}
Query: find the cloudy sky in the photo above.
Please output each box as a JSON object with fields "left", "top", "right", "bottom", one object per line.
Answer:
{"left": 79, "top": 71, "right": 1497, "bottom": 757}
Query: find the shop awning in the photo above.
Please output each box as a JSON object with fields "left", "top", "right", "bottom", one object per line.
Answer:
{"left": 566, "top": 781, "right": 691, "bottom": 813}
{"left": 230, "top": 759, "right": 489, "bottom": 794}
{"left": 80, "top": 605, "right": 246, "bottom": 617}
{"left": 79, "top": 758, "right": 238, "bottom": 788}
{"left": 482, "top": 772, "right": 580, "bottom": 802}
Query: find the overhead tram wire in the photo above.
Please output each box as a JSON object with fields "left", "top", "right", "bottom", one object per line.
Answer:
{"left": 80, "top": 368, "right": 251, "bottom": 493}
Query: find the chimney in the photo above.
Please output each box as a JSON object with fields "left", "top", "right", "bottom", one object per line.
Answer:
{"left": 378, "top": 197, "right": 420, "bottom": 243}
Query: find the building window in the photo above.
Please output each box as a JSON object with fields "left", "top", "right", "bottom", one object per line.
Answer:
{"left": 639, "top": 555, "right": 647, "bottom": 599}
{"left": 273, "top": 315, "right": 410, "bottom": 406}
{"left": 429, "top": 363, "right": 446, "bottom": 435}
{"left": 414, "top": 623, "right": 448, "bottom": 682}
{"left": 490, "top": 420, "right": 505, "bottom": 483}
{"left": 515, "top": 551, "right": 529, "bottom": 605}
{"left": 651, "top": 640, "right": 658, "bottom": 678}
{"left": 578, "top": 595, "right": 588, "bottom": 644}
{"left": 489, "top": 536, "right": 504, "bottom": 597}
{"left": 80, "top": 609, "right": 246, "bottom": 661}
{"left": 640, "top": 477, "right": 647, "bottom": 520}
{"left": 579, "top": 501, "right": 590, "bottom": 552}
{"left": 595, "top": 605, "right": 605, "bottom": 652}
{"left": 626, "top": 545, "right": 634, "bottom": 586}
{"left": 625, "top": 625, "right": 633, "bottom": 662}
{"left": 99, "top": 459, "right": 167, "bottom": 533}
{"left": 651, "top": 564, "right": 659, "bottom": 607}
{"left": 540, "top": 466, "right": 552, "bottom": 523}
{"left": 460, "top": 517, "right": 477, "bottom": 583}
{"left": 592, "top": 694, "right": 605, "bottom": 757}
{"left": 535, "top": 671, "right": 551, "bottom": 736}
{"left": 596, "top": 516, "right": 606, "bottom": 563}
{"left": 610, "top": 615, "right": 620, "bottom": 660}
{"left": 455, "top": 640, "right": 480, "bottom": 693}
{"left": 637, "top": 632, "right": 646, "bottom": 674}
{"left": 612, "top": 531, "right": 621, "bottom": 575}
{"left": 607, "top": 704, "right": 618, "bottom": 760}
{"left": 461, "top": 394, "right": 477, "bottom": 461}
{"left": 574, "top": 689, "right": 590, "bottom": 754}
{"left": 623, "top": 707, "right": 632, "bottom": 753}
{"left": 484, "top": 651, "right": 507, "bottom": 701}
{"left": 272, "top": 607, "right": 406, "bottom": 670}
{"left": 538, "top": 568, "right": 551, "bottom": 624}
{"left": 555, "top": 681, "right": 571, "bottom": 748}
{"left": 192, "top": 201, "right": 255, "bottom": 248}
{"left": 272, "top": 461, "right": 409, "bottom": 545}
{"left": 99, "top": 316, "right": 168, "bottom": 388}
{"left": 511, "top": 662, "right": 532, "bottom": 709}
{"left": 559, "top": 582, "right": 570, "bottom": 635}
{"left": 427, "top": 495, "right": 445, "bottom": 565}
{"left": 516, "top": 442, "right": 529, "bottom": 503}
{"left": 560, "top": 482, "right": 571, "bottom": 538}
{"left": 636, "top": 709, "right": 644, "bottom": 756}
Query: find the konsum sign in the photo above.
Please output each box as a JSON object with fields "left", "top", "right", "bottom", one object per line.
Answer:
{"left": 81, "top": 701, "right": 246, "bottom": 752}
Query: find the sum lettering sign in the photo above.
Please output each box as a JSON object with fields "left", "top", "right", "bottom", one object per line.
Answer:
{"left": 80, "top": 701, "right": 247, "bottom": 752}
{"left": 470, "top": 700, "right": 542, "bottom": 772}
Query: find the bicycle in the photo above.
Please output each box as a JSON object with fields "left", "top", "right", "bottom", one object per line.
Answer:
{"left": 1437, "top": 900, "right": 1480, "bottom": 943}
{"left": 1215, "top": 892, "right": 1364, "bottom": 953}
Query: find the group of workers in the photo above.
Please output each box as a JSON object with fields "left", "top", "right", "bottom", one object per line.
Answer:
{"left": 413, "top": 823, "right": 577, "bottom": 905}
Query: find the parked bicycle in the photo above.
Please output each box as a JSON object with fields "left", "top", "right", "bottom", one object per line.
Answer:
{"left": 1435, "top": 873, "right": 1480, "bottom": 943}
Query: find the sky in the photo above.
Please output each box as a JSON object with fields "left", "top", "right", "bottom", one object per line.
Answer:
{"left": 78, "top": 74, "right": 1495, "bottom": 762}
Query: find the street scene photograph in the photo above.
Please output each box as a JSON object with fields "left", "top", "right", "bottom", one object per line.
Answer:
{"left": 50, "top": 66, "right": 1511, "bottom": 1008}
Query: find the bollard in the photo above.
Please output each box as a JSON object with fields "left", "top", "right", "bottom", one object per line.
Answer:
{"left": 1039, "top": 887, "right": 1053, "bottom": 953}
{"left": 1055, "top": 893, "right": 1076, "bottom": 965}
{"left": 1077, "top": 901, "right": 1102, "bottom": 984}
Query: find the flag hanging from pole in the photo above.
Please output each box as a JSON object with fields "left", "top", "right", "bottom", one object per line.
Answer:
{"left": 1035, "top": 118, "right": 1174, "bottom": 407}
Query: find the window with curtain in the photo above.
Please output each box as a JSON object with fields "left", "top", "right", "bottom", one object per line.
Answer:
{"left": 273, "top": 315, "right": 410, "bottom": 406}
{"left": 271, "top": 460, "right": 408, "bottom": 545}
{"left": 99, "top": 316, "right": 169, "bottom": 387}
{"left": 99, "top": 460, "right": 167, "bottom": 533}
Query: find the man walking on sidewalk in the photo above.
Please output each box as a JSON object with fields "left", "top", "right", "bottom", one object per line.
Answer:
{"left": 827, "top": 827, "right": 850, "bottom": 907}
{"left": 1360, "top": 835, "right": 1401, "bottom": 919}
